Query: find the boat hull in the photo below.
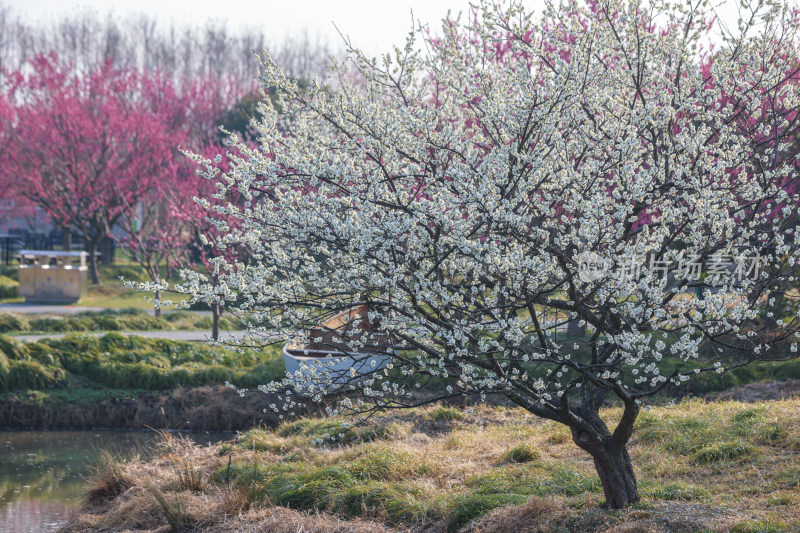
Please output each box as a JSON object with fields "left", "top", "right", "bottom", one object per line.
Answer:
{"left": 282, "top": 344, "right": 391, "bottom": 389}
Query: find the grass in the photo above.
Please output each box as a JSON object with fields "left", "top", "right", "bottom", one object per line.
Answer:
{"left": 78, "top": 262, "right": 189, "bottom": 310}
{"left": 66, "top": 399, "right": 800, "bottom": 532}
{"left": 0, "top": 260, "right": 190, "bottom": 309}
{"left": 0, "top": 308, "right": 240, "bottom": 335}
{"left": 0, "top": 332, "right": 284, "bottom": 396}
{"left": 86, "top": 449, "right": 133, "bottom": 505}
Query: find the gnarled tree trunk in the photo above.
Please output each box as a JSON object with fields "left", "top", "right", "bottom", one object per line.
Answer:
{"left": 568, "top": 400, "right": 640, "bottom": 509}
{"left": 591, "top": 440, "right": 639, "bottom": 508}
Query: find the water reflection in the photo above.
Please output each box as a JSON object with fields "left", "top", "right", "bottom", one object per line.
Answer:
{"left": 0, "top": 430, "right": 231, "bottom": 533}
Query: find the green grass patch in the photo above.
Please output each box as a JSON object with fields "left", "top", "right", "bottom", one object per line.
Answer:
{"left": 426, "top": 405, "right": 465, "bottom": 422}
{"left": 501, "top": 443, "right": 538, "bottom": 463}
{"left": 0, "top": 332, "right": 284, "bottom": 395}
{"left": 640, "top": 481, "right": 708, "bottom": 501}
{"left": 237, "top": 418, "right": 408, "bottom": 453}
{"left": 0, "top": 308, "right": 236, "bottom": 335}
{"left": 446, "top": 493, "right": 528, "bottom": 532}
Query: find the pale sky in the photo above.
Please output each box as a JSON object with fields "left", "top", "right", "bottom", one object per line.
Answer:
{"left": 7, "top": 0, "right": 749, "bottom": 56}
{"left": 8, "top": 0, "right": 489, "bottom": 55}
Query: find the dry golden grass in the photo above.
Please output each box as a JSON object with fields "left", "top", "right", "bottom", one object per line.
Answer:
{"left": 61, "top": 399, "right": 800, "bottom": 533}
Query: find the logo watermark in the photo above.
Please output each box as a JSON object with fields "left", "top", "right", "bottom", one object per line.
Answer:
{"left": 577, "top": 251, "right": 609, "bottom": 282}
{"left": 577, "top": 250, "right": 761, "bottom": 283}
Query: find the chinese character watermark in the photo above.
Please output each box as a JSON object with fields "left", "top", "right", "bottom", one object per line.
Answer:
{"left": 577, "top": 250, "right": 761, "bottom": 283}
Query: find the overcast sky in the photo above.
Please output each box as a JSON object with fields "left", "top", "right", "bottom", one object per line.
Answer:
{"left": 8, "top": 0, "right": 748, "bottom": 56}
{"left": 9, "top": 0, "right": 488, "bottom": 55}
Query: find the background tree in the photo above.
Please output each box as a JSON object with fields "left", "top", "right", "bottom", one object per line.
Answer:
{"left": 2, "top": 55, "right": 177, "bottom": 283}
{"left": 174, "top": 144, "right": 255, "bottom": 340}
{"left": 0, "top": 3, "right": 336, "bottom": 83}
{"left": 150, "top": 0, "right": 800, "bottom": 509}
{"left": 112, "top": 73, "right": 246, "bottom": 314}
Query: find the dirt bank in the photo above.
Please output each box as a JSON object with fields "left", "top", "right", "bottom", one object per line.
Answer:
{"left": 0, "top": 385, "right": 288, "bottom": 431}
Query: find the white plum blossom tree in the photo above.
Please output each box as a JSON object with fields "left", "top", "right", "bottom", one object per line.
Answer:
{"left": 163, "top": 0, "right": 800, "bottom": 508}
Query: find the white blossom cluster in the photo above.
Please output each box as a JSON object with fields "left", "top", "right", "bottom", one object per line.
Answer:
{"left": 141, "top": 0, "right": 800, "bottom": 419}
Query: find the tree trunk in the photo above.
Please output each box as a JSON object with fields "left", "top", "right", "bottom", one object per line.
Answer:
{"left": 101, "top": 236, "right": 114, "bottom": 265}
{"left": 567, "top": 319, "right": 585, "bottom": 338}
{"left": 153, "top": 288, "right": 162, "bottom": 318}
{"left": 87, "top": 240, "right": 100, "bottom": 284}
{"left": 591, "top": 442, "right": 639, "bottom": 509}
{"left": 63, "top": 228, "right": 72, "bottom": 252}
{"left": 569, "top": 400, "right": 640, "bottom": 509}
{"left": 211, "top": 303, "right": 220, "bottom": 341}
{"left": 447, "top": 372, "right": 467, "bottom": 408}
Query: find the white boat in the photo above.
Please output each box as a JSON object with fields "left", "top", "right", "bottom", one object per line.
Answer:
{"left": 283, "top": 305, "right": 392, "bottom": 389}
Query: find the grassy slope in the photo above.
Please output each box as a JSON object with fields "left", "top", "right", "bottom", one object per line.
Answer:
{"left": 0, "top": 333, "right": 283, "bottom": 399}
{"left": 64, "top": 400, "right": 800, "bottom": 533}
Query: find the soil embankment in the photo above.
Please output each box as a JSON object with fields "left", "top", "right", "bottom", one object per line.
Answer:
{"left": 0, "top": 385, "right": 284, "bottom": 430}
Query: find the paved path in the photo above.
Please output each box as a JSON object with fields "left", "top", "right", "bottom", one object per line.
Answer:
{"left": 14, "top": 330, "right": 251, "bottom": 343}
{"left": 0, "top": 303, "right": 210, "bottom": 316}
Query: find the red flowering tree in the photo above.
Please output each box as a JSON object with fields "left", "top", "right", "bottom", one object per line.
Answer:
{"left": 2, "top": 54, "right": 178, "bottom": 283}
{"left": 113, "top": 75, "right": 246, "bottom": 315}
{"left": 0, "top": 94, "right": 13, "bottom": 226}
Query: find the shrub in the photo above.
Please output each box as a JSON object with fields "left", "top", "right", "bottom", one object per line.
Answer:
{"left": 239, "top": 362, "right": 286, "bottom": 387}
{"left": 0, "top": 275, "right": 18, "bottom": 299}
{"left": 502, "top": 444, "right": 538, "bottom": 464}
{"left": 0, "top": 352, "right": 9, "bottom": 392}
{"left": 0, "top": 332, "right": 282, "bottom": 391}
{"left": 8, "top": 360, "right": 63, "bottom": 390}
{"left": 30, "top": 317, "right": 71, "bottom": 332}
{"left": 91, "top": 315, "right": 122, "bottom": 331}
{"left": 193, "top": 365, "right": 237, "bottom": 385}
{"left": 99, "top": 332, "right": 138, "bottom": 350}
{"left": 0, "top": 313, "right": 29, "bottom": 333}
{"left": 164, "top": 310, "right": 195, "bottom": 323}
{"left": 0, "top": 334, "right": 30, "bottom": 360}
{"left": 26, "top": 343, "right": 59, "bottom": 367}
{"left": 122, "top": 314, "right": 170, "bottom": 330}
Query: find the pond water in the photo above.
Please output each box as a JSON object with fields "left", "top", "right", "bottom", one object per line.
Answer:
{"left": 0, "top": 430, "right": 231, "bottom": 533}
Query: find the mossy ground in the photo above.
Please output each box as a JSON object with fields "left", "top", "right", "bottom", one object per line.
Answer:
{"left": 63, "top": 399, "right": 800, "bottom": 532}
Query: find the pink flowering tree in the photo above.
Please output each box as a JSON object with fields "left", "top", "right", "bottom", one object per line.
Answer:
{"left": 114, "top": 76, "right": 246, "bottom": 315}
{"left": 173, "top": 143, "right": 255, "bottom": 339}
{"left": 0, "top": 94, "right": 13, "bottom": 226}
{"left": 2, "top": 55, "right": 178, "bottom": 283}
